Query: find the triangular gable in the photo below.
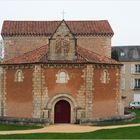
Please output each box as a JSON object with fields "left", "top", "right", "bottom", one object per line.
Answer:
{"left": 48, "top": 20, "right": 77, "bottom": 61}
{"left": 49, "top": 20, "right": 75, "bottom": 40}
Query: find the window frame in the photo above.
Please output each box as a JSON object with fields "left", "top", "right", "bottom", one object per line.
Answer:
{"left": 101, "top": 69, "right": 110, "bottom": 84}
{"left": 135, "top": 64, "right": 140, "bottom": 73}
{"left": 15, "top": 69, "right": 24, "bottom": 82}
{"left": 56, "top": 70, "right": 69, "bottom": 84}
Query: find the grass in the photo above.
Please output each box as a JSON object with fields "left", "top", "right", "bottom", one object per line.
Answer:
{"left": 0, "top": 109, "right": 139, "bottom": 139}
{"left": 0, "top": 124, "right": 42, "bottom": 131}
{"left": 0, "top": 126, "right": 140, "bottom": 139}
{"left": 96, "top": 109, "right": 140, "bottom": 126}
{"left": 127, "top": 109, "right": 140, "bottom": 123}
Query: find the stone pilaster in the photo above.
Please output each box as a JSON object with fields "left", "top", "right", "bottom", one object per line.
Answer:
{"left": 0, "top": 67, "right": 6, "bottom": 116}
{"left": 77, "top": 85, "right": 85, "bottom": 108}
{"left": 116, "top": 67, "right": 124, "bottom": 115}
{"left": 32, "top": 65, "right": 48, "bottom": 118}
{"left": 85, "top": 65, "right": 94, "bottom": 118}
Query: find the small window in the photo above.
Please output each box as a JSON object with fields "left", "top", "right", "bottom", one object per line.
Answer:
{"left": 56, "top": 70, "right": 69, "bottom": 83}
{"left": 15, "top": 70, "right": 24, "bottom": 82}
{"left": 101, "top": 70, "right": 109, "bottom": 84}
{"left": 120, "top": 52, "right": 125, "bottom": 56}
{"left": 135, "top": 64, "right": 140, "bottom": 73}
{"left": 134, "top": 79, "right": 140, "bottom": 89}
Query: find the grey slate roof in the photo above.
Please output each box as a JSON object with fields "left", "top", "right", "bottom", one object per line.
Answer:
{"left": 112, "top": 46, "right": 140, "bottom": 62}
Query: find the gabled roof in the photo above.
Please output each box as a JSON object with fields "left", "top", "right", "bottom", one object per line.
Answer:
{"left": 1, "top": 45, "right": 120, "bottom": 65}
{"left": 1, "top": 20, "right": 114, "bottom": 37}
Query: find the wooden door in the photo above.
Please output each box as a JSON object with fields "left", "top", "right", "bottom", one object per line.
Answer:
{"left": 54, "top": 100, "right": 71, "bottom": 123}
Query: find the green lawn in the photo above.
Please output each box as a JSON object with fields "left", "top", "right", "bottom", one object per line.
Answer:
{"left": 96, "top": 109, "right": 140, "bottom": 126}
{"left": 0, "top": 126, "right": 140, "bottom": 139}
{"left": 0, "top": 124, "right": 42, "bottom": 131}
{"left": 128, "top": 109, "right": 140, "bottom": 124}
{"left": 0, "top": 109, "right": 139, "bottom": 139}
{"left": 118, "top": 109, "right": 140, "bottom": 125}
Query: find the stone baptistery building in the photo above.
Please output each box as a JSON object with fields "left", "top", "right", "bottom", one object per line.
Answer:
{"left": 0, "top": 20, "right": 123, "bottom": 124}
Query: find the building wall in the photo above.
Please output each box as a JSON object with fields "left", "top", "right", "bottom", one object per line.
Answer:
{"left": 93, "top": 67, "right": 119, "bottom": 117}
{"left": 5, "top": 68, "right": 33, "bottom": 118}
{"left": 3, "top": 36, "right": 48, "bottom": 60}
{"left": 1, "top": 64, "right": 121, "bottom": 121}
{"left": 44, "top": 68, "right": 84, "bottom": 98}
{"left": 3, "top": 35, "right": 112, "bottom": 60}
{"left": 121, "top": 61, "right": 140, "bottom": 107}
{"left": 77, "top": 36, "right": 112, "bottom": 58}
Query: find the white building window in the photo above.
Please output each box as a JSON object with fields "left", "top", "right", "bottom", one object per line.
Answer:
{"left": 56, "top": 70, "right": 69, "bottom": 83}
{"left": 134, "top": 79, "right": 140, "bottom": 89}
{"left": 120, "top": 52, "right": 125, "bottom": 56}
{"left": 15, "top": 70, "right": 24, "bottom": 82}
{"left": 135, "top": 64, "right": 140, "bottom": 73}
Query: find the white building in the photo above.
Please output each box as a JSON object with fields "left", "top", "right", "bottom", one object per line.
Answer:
{"left": 112, "top": 46, "right": 140, "bottom": 107}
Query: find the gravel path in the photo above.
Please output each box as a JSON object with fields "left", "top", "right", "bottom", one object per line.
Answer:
{"left": 0, "top": 123, "right": 140, "bottom": 135}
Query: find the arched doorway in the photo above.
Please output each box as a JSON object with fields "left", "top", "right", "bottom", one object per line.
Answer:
{"left": 54, "top": 100, "right": 71, "bottom": 123}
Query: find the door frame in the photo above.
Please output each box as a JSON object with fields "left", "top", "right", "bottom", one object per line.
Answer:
{"left": 47, "top": 94, "right": 78, "bottom": 124}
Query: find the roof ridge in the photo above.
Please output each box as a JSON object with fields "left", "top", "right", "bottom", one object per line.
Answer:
{"left": 2, "top": 20, "right": 113, "bottom": 37}
{"left": 3, "top": 20, "right": 108, "bottom": 22}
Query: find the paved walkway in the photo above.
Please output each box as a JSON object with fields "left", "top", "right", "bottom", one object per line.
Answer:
{"left": 0, "top": 123, "right": 140, "bottom": 135}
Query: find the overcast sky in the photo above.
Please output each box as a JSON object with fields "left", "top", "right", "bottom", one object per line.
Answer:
{"left": 0, "top": 0, "right": 140, "bottom": 46}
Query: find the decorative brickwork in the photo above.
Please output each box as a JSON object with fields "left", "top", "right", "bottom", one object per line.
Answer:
{"left": 85, "top": 65, "right": 94, "bottom": 118}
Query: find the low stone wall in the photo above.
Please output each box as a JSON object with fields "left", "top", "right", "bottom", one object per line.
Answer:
{"left": 0, "top": 117, "right": 49, "bottom": 126}
{"left": 80, "top": 112, "right": 136, "bottom": 125}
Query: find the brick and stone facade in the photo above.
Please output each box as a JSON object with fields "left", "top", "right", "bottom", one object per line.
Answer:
{"left": 0, "top": 20, "right": 123, "bottom": 124}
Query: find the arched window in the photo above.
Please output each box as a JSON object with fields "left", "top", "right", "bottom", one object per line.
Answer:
{"left": 59, "top": 72, "right": 67, "bottom": 83}
{"left": 101, "top": 70, "right": 109, "bottom": 84}
{"left": 56, "top": 70, "right": 69, "bottom": 83}
{"left": 103, "top": 70, "right": 108, "bottom": 83}
{"left": 15, "top": 70, "right": 24, "bottom": 82}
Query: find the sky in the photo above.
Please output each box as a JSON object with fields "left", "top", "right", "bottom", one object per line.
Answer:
{"left": 0, "top": 0, "right": 140, "bottom": 46}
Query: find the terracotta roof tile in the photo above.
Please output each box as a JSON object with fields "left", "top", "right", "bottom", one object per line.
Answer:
{"left": 2, "top": 45, "right": 47, "bottom": 64}
{"left": 77, "top": 47, "right": 120, "bottom": 64}
{"left": 1, "top": 45, "right": 120, "bottom": 65}
{"left": 1, "top": 20, "right": 114, "bottom": 36}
